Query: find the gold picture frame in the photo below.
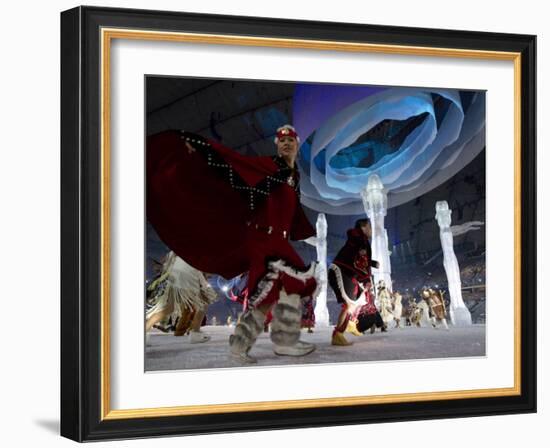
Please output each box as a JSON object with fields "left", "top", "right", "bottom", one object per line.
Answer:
{"left": 61, "top": 6, "right": 536, "bottom": 441}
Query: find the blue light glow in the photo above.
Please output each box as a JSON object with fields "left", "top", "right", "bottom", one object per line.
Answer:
{"left": 294, "top": 85, "right": 485, "bottom": 214}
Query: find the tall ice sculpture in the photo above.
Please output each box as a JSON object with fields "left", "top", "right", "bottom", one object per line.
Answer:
{"left": 435, "top": 201, "right": 472, "bottom": 326}
{"left": 361, "top": 175, "right": 393, "bottom": 294}
{"left": 313, "top": 213, "right": 330, "bottom": 326}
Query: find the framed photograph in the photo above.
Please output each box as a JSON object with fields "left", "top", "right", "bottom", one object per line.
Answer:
{"left": 60, "top": 6, "right": 536, "bottom": 442}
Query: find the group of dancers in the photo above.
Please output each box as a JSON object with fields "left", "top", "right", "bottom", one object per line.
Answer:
{"left": 146, "top": 123, "right": 447, "bottom": 364}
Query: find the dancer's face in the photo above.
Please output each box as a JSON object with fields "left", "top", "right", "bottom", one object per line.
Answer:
{"left": 277, "top": 136, "right": 299, "bottom": 165}
{"left": 360, "top": 222, "right": 372, "bottom": 238}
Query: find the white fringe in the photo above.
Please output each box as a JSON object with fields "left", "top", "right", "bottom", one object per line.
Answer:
{"left": 328, "top": 264, "right": 366, "bottom": 311}
{"left": 269, "top": 259, "right": 316, "bottom": 282}
{"left": 249, "top": 259, "right": 317, "bottom": 307}
{"left": 248, "top": 270, "right": 279, "bottom": 308}
{"left": 146, "top": 253, "right": 218, "bottom": 321}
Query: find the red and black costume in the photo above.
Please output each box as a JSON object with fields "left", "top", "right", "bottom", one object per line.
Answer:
{"left": 147, "top": 129, "right": 317, "bottom": 360}
{"left": 147, "top": 130, "right": 317, "bottom": 302}
{"left": 332, "top": 228, "right": 374, "bottom": 285}
{"left": 328, "top": 228, "right": 382, "bottom": 335}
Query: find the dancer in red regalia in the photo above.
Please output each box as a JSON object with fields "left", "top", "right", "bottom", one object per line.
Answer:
{"left": 328, "top": 219, "right": 380, "bottom": 346}
{"left": 147, "top": 125, "right": 318, "bottom": 363}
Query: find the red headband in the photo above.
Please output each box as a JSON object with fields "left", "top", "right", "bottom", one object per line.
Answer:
{"left": 276, "top": 127, "right": 298, "bottom": 140}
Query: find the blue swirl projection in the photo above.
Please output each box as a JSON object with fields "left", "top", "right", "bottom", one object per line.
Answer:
{"left": 294, "top": 85, "right": 485, "bottom": 214}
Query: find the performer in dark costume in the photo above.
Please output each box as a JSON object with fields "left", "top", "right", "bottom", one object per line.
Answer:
{"left": 301, "top": 300, "right": 315, "bottom": 333}
{"left": 327, "top": 219, "right": 380, "bottom": 346}
{"left": 147, "top": 125, "right": 318, "bottom": 363}
{"left": 354, "top": 286, "right": 387, "bottom": 335}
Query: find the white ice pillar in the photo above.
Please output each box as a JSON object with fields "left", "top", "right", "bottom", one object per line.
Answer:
{"left": 361, "top": 174, "right": 392, "bottom": 293}
{"left": 313, "top": 213, "right": 330, "bottom": 326}
{"left": 435, "top": 201, "right": 472, "bottom": 326}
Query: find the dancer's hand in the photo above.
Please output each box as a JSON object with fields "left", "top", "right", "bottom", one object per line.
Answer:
{"left": 185, "top": 141, "right": 196, "bottom": 154}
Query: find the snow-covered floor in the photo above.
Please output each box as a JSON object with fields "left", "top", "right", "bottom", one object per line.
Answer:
{"left": 145, "top": 324, "right": 486, "bottom": 371}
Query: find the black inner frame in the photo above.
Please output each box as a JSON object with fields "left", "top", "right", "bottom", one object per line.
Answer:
{"left": 60, "top": 6, "right": 536, "bottom": 442}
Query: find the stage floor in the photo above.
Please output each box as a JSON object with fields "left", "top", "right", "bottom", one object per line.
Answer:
{"left": 145, "top": 324, "right": 486, "bottom": 371}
